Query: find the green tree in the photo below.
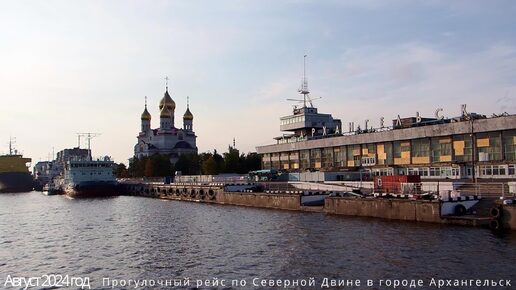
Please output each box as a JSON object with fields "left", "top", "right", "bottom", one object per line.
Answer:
{"left": 243, "top": 152, "right": 262, "bottom": 172}
{"left": 115, "top": 163, "right": 129, "bottom": 178}
{"left": 144, "top": 158, "right": 155, "bottom": 177}
{"left": 128, "top": 156, "right": 147, "bottom": 177}
{"left": 152, "top": 154, "right": 173, "bottom": 176}
{"left": 202, "top": 156, "right": 218, "bottom": 175}
{"left": 212, "top": 150, "right": 224, "bottom": 173}
{"left": 223, "top": 146, "right": 241, "bottom": 173}
{"left": 175, "top": 153, "right": 200, "bottom": 175}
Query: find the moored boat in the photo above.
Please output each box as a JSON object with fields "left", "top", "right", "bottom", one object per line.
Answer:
{"left": 62, "top": 158, "right": 119, "bottom": 198}
{"left": 42, "top": 177, "right": 64, "bottom": 195}
{"left": 0, "top": 139, "right": 33, "bottom": 193}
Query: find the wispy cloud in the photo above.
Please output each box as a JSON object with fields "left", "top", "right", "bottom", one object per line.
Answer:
{"left": 1, "top": 1, "right": 515, "bottom": 162}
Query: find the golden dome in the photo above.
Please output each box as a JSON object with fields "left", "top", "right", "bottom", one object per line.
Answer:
{"left": 160, "top": 103, "right": 170, "bottom": 118}
{"left": 141, "top": 106, "right": 151, "bottom": 121}
{"left": 159, "top": 89, "right": 176, "bottom": 112}
{"left": 183, "top": 107, "right": 193, "bottom": 120}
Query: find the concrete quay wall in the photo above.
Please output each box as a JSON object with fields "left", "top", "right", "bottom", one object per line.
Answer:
{"left": 217, "top": 192, "right": 301, "bottom": 210}
{"left": 324, "top": 197, "right": 442, "bottom": 223}
{"left": 124, "top": 182, "right": 440, "bottom": 222}
{"left": 123, "top": 183, "right": 301, "bottom": 211}
{"left": 502, "top": 205, "right": 516, "bottom": 230}
{"left": 123, "top": 182, "right": 516, "bottom": 229}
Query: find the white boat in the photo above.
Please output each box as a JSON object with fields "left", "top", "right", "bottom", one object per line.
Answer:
{"left": 42, "top": 177, "right": 64, "bottom": 195}
{"left": 62, "top": 157, "right": 118, "bottom": 198}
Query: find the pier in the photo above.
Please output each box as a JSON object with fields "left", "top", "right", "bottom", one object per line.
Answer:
{"left": 120, "top": 179, "right": 516, "bottom": 231}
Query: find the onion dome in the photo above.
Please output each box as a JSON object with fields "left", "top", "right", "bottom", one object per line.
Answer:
{"left": 159, "top": 88, "right": 176, "bottom": 112}
{"left": 183, "top": 96, "right": 193, "bottom": 120}
{"left": 141, "top": 106, "right": 151, "bottom": 121}
{"left": 160, "top": 103, "right": 170, "bottom": 118}
{"left": 183, "top": 108, "right": 193, "bottom": 120}
{"left": 141, "top": 97, "right": 151, "bottom": 120}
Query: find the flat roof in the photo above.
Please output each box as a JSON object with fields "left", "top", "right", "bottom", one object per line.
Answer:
{"left": 256, "top": 115, "right": 516, "bottom": 154}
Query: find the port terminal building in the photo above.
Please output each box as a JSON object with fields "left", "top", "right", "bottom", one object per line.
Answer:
{"left": 256, "top": 105, "right": 516, "bottom": 181}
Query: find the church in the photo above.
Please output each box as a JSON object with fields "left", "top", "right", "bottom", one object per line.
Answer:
{"left": 134, "top": 84, "right": 197, "bottom": 164}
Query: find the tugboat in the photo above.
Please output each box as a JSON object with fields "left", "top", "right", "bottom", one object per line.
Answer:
{"left": 0, "top": 139, "right": 33, "bottom": 193}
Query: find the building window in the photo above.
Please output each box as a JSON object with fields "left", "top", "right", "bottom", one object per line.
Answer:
{"left": 280, "top": 152, "right": 290, "bottom": 170}
{"left": 322, "top": 148, "right": 334, "bottom": 168}
{"left": 334, "top": 146, "right": 346, "bottom": 167}
{"left": 310, "top": 149, "right": 322, "bottom": 169}
{"left": 290, "top": 151, "right": 300, "bottom": 169}
{"left": 300, "top": 150, "right": 310, "bottom": 169}
{"left": 271, "top": 153, "right": 280, "bottom": 169}
{"left": 394, "top": 141, "right": 410, "bottom": 164}
{"left": 262, "top": 153, "right": 271, "bottom": 169}
{"left": 477, "top": 132, "right": 502, "bottom": 161}
{"left": 412, "top": 139, "right": 430, "bottom": 157}
{"left": 453, "top": 134, "right": 473, "bottom": 162}
{"left": 503, "top": 130, "right": 516, "bottom": 161}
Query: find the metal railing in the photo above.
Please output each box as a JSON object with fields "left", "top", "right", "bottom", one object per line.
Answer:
{"left": 455, "top": 183, "right": 511, "bottom": 199}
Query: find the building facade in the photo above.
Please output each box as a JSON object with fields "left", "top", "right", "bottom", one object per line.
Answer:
{"left": 134, "top": 86, "right": 197, "bottom": 163}
{"left": 256, "top": 107, "right": 516, "bottom": 180}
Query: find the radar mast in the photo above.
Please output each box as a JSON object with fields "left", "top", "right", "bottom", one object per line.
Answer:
{"left": 287, "top": 55, "right": 321, "bottom": 111}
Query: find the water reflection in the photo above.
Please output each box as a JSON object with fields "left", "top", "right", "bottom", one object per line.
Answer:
{"left": 0, "top": 192, "right": 514, "bottom": 289}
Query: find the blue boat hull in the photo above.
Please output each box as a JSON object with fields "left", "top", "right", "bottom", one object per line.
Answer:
{"left": 65, "top": 181, "right": 119, "bottom": 198}
{"left": 0, "top": 172, "right": 34, "bottom": 193}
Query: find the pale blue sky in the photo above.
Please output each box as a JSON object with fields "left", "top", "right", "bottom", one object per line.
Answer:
{"left": 1, "top": 0, "right": 515, "bottom": 164}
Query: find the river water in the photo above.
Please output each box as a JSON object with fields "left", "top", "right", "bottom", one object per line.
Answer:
{"left": 0, "top": 192, "right": 514, "bottom": 289}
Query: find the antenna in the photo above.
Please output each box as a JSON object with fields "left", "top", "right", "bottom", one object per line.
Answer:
{"left": 165, "top": 76, "right": 169, "bottom": 91}
{"left": 286, "top": 55, "right": 322, "bottom": 110}
{"left": 298, "top": 54, "right": 309, "bottom": 107}
{"left": 8, "top": 137, "right": 16, "bottom": 155}
{"left": 76, "top": 133, "right": 101, "bottom": 160}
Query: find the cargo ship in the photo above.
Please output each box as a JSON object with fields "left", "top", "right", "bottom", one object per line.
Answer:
{"left": 0, "top": 139, "right": 33, "bottom": 193}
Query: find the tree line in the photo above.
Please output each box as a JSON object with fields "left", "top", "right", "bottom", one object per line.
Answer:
{"left": 115, "top": 147, "right": 261, "bottom": 178}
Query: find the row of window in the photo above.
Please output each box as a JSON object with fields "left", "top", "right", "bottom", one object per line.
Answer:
{"left": 479, "top": 165, "right": 516, "bottom": 176}
{"left": 280, "top": 116, "right": 305, "bottom": 126}
{"left": 359, "top": 165, "right": 516, "bottom": 178}
{"left": 71, "top": 172, "right": 108, "bottom": 176}
{"left": 264, "top": 131, "right": 516, "bottom": 169}
{"left": 70, "top": 163, "right": 112, "bottom": 168}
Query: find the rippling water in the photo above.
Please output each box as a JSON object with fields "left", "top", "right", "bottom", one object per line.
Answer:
{"left": 0, "top": 192, "right": 515, "bottom": 289}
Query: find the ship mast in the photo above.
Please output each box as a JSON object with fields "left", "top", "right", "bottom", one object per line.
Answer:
{"left": 8, "top": 137, "right": 16, "bottom": 155}
{"left": 76, "top": 133, "right": 101, "bottom": 160}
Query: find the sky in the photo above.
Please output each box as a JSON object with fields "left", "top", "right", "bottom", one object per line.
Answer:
{"left": 1, "top": 0, "right": 515, "bottom": 164}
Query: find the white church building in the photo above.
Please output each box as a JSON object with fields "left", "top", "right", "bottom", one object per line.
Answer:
{"left": 134, "top": 84, "right": 197, "bottom": 163}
